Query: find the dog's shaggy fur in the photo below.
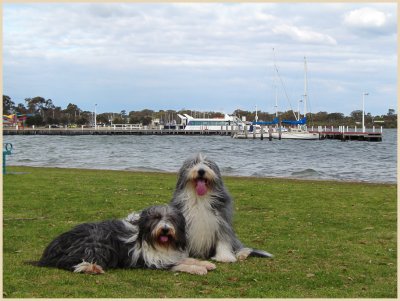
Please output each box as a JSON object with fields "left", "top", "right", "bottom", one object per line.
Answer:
{"left": 170, "top": 154, "right": 273, "bottom": 262}
{"left": 37, "top": 205, "right": 215, "bottom": 275}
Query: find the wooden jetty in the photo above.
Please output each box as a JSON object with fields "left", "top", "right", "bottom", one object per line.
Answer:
{"left": 3, "top": 126, "right": 382, "bottom": 141}
{"left": 2, "top": 127, "right": 230, "bottom": 136}
{"left": 311, "top": 130, "right": 382, "bottom": 142}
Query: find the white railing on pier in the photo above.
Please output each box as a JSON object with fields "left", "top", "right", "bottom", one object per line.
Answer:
{"left": 110, "top": 124, "right": 143, "bottom": 130}
{"left": 311, "top": 125, "right": 383, "bottom": 133}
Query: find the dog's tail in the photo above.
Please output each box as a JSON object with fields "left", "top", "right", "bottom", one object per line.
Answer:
{"left": 250, "top": 248, "right": 273, "bottom": 258}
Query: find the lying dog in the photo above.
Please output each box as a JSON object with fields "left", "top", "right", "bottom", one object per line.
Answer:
{"left": 170, "top": 154, "right": 273, "bottom": 262}
{"left": 37, "top": 205, "right": 216, "bottom": 275}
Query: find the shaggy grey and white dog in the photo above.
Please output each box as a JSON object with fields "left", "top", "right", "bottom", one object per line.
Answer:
{"left": 37, "top": 205, "right": 216, "bottom": 275}
{"left": 170, "top": 154, "right": 273, "bottom": 262}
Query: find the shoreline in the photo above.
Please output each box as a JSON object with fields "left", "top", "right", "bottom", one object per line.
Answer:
{"left": 7, "top": 165, "right": 396, "bottom": 186}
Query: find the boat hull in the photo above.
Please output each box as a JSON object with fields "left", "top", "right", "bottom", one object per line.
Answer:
{"left": 271, "top": 132, "right": 319, "bottom": 140}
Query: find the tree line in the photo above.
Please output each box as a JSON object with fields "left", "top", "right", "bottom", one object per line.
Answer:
{"left": 3, "top": 95, "right": 397, "bottom": 128}
{"left": 233, "top": 108, "right": 397, "bottom": 128}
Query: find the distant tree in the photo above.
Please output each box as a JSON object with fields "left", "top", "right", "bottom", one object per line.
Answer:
{"left": 41, "top": 99, "right": 55, "bottom": 123}
{"left": 312, "top": 111, "right": 328, "bottom": 122}
{"left": 232, "top": 109, "right": 251, "bottom": 118}
{"left": 3, "top": 95, "right": 15, "bottom": 115}
{"left": 129, "top": 109, "right": 154, "bottom": 125}
{"left": 25, "top": 114, "right": 44, "bottom": 126}
{"left": 279, "top": 110, "right": 297, "bottom": 121}
{"left": 96, "top": 113, "right": 110, "bottom": 124}
{"left": 142, "top": 116, "right": 152, "bottom": 126}
{"left": 25, "top": 96, "right": 46, "bottom": 114}
{"left": 209, "top": 112, "right": 225, "bottom": 118}
{"left": 78, "top": 111, "right": 93, "bottom": 126}
{"left": 15, "top": 103, "right": 27, "bottom": 114}
{"left": 255, "top": 111, "right": 276, "bottom": 122}
{"left": 76, "top": 115, "right": 89, "bottom": 126}
{"left": 113, "top": 116, "right": 124, "bottom": 124}
{"left": 129, "top": 114, "right": 141, "bottom": 124}
{"left": 350, "top": 110, "right": 363, "bottom": 121}
{"left": 327, "top": 112, "right": 344, "bottom": 122}
{"left": 60, "top": 114, "right": 69, "bottom": 125}
{"left": 381, "top": 108, "right": 397, "bottom": 128}
{"left": 50, "top": 106, "right": 63, "bottom": 125}
{"left": 63, "top": 103, "right": 81, "bottom": 123}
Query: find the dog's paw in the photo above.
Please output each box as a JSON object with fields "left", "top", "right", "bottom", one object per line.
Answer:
{"left": 236, "top": 248, "right": 252, "bottom": 261}
{"left": 200, "top": 261, "right": 216, "bottom": 270}
{"left": 211, "top": 253, "right": 237, "bottom": 263}
{"left": 189, "top": 265, "right": 208, "bottom": 275}
{"left": 73, "top": 261, "right": 105, "bottom": 274}
{"left": 171, "top": 263, "right": 208, "bottom": 275}
{"left": 213, "top": 242, "right": 237, "bottom": 263}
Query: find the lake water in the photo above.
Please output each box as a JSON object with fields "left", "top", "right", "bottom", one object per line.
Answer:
{"left": 4, "top": 129, "right": 397, "bottom": 183}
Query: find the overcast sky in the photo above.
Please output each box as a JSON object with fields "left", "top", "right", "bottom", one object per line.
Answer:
{"left": 3, "top": 2, "right": 397, "bottom": 116}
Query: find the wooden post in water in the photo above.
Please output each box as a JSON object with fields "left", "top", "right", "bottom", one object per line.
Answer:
{"left": 225, "top": 125, "right": 229, "bottom": 136}
{"left": 231, "top": 125, "right": 234, "bottom": 137}
{"left": 268, "top": 126, "right": 272, "bottom": 141}
{"left": 244, "top": 125, "right": 248, "bottom": 138}
{"left": 260, "top": 125, "right": 264, "bottom": 140}
{"left": 253, "top": 126, "right": 256, "bottom": 139}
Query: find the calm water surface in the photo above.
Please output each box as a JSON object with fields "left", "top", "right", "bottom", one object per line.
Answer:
{"left": 5, "top": 129, "right": 397, "bottom": 183}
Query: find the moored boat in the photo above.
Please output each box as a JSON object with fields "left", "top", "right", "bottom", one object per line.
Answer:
{"left": 178, "top": 114, "right": 244, "bottom": 131}
{"left": 271, "top": 127, "right": 319, "bottom": 140}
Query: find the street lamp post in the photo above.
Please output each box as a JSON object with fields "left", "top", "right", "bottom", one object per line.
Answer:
{"left": 362, "top": 92, "right": 368, "bottom": 132}
{"left": 94, "top": 104, "right": 97, "bottom": 129}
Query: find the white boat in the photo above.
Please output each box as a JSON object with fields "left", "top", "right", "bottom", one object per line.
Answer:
{"left": 272, "top": 56, "right": 318, "bottom": 140}
{"left": 234, "top": 56, "right": 319, "bottom": 141}
{"left": 271, "top": 127, "right": 319, "bottom": 140}
{"left": 177, "top": 114, "right": 244, "bottom": 131}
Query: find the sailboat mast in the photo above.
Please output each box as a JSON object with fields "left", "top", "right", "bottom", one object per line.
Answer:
{"left": 304, "top": 56, "right": 308, "bottom": 117}
{"left": 273, "top": 48, "right": 278, "bottom": 117}
{"left": 275, "top": 83, "right": 278, "bottom": 117}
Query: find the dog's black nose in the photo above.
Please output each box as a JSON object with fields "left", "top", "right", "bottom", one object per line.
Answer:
{"left": 161, "top": 227, "right": 169, "bottom": 235}
{"left": 198, "top": 169, "right": 205, "bottom": 177}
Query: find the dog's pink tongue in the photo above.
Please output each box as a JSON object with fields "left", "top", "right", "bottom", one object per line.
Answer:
{"left": 196, "top": 179, "right": 207, "bottom": 196}
{"left": 159, "top": 236, "right": 169, "bottom": 243}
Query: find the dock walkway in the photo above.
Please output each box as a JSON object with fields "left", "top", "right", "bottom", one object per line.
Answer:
{"left": 314, "top": 130, "right": 382, "bottom": 142}
{"left": 3, "top": 127, "right": 382, "bottom": 141}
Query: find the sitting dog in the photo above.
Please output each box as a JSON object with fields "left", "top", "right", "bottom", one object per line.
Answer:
{"left": 37, "top": 205, "right": 216, "bottom": 275}
{"left": 170, "top": 154, "right": 273, "bottom": 262}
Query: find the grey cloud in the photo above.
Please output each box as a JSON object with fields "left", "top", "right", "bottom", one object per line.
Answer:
{"left": 3, "top": 3, "right": 397, "bottom": 115}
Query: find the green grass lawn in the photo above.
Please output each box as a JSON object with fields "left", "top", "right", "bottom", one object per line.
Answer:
{"left": 3, "top": 166, "right": 397, "bottom": 298}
